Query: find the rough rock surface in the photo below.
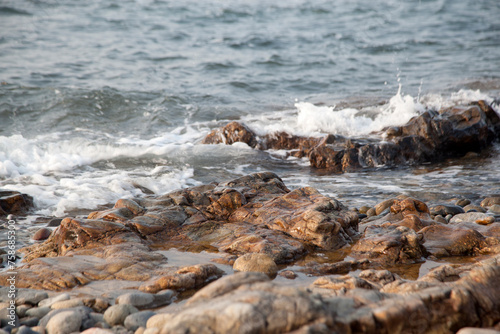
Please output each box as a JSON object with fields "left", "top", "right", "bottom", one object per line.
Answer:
{"left": 145, "top": 256, "right": 500, "bottom": 334}
{"left": 202, "top": 101, "right": 500, "bottom": 172}
{"left": 0, "top": 172, "right": 358, "bottom": 290}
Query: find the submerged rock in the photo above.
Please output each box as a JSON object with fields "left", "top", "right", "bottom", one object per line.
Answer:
{"left": 202, "top": 101, "right": 500, "bottom": 172}
{"left": 0, "top": 190, "right": 33, "bottom": 216}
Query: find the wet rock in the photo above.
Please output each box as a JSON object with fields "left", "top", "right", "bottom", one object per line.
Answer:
{"left": 233, "top": 253, "right": 278, "bottom": 277}
{"left": 450, "top": 212, "right": 494, "bottom": 224}
{"left": 488, "top": 204, "right": 500, "bottom": 214}
{"left": 481, "top": 196, "right": 500, "bottom": 208}
{"left": 0, "top": 190, "right": 33, "bottom": 216}
{"left": 203, "top": 101, "right": 500, "bottom": 172}
{"left": 464, "top": 204, "right": 487, "bottom": 213}
{"left": 46, "top": 310, "right": 82, "bottom": 334}
{"left": 420, "top": 225, "right": 487, "bottom": 257}
{"left": 300, "top": 259, "right": 371, "bottom": 276}
{"left": 103, "top": 304, "right": 138, "bottom": 326}
{"left": 456, "top": 198, "right": 471, "bottom": 207}
{"left": 47, "top": 218, "right": 63, "bottom": 227}
{"left": 124, "top": 311, "right": 156, "bottom": 331}
{"left": 202, "top": 121, "right": 259, "bottom": 147}
{"left": 279, "top": 270, "right": 298, "bottom": 280}
{"left": 352, "top": 225, "right": 425, "bottom": 265}
{"left": 430, "top": 204, "right": 465, "bottom": 217}
{"left": 32, "top": 227, "right": 52, "bottom": 241}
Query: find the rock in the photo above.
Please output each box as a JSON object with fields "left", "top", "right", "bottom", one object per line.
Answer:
{"left": 456, "top": 328, "right": 500, "bottom": 334}
{"left": 15, "top": 289, "right": 49, "bottom": 305}
{"left": 430, "top": 204, "right": 465, "bottom": 217}
{"left": 51, "top": 298, "right": 83, "bottom": 310}
{"left": 103, "top": 304, "right": 138, "bottom": 326}
{"left": 299, "top": 259, "right": 370, "bottom": 276}
{"left": 32, "top": 227, "right": 52, "bottom": 241}
{"left": 45, "top": 310, "right": 82, "bottom": 334}
{"left": 25, "top": 306, "right": 51, "bottom": 319}
{"left": 116, "top": 292, "right": 154, "bottom": 309}
{"left": 124, "top": 311, "right": 156, "bottom": 331}
{"left": 0, "top": 190, "right": 33, "bottom": 215}
{"left": 39, "top": 306, "right": 92, "bottom": 329}
{"left": 464, "top": 204, "right": 487, "bottom": 213}
{"left": 481, "top": 196, "right": 500, "bottom": 208}
{"left": 80, "top": 329, "right": 114, "bottom": 334}
{"left": 202, "top": 101, "right": 500, "bottom": 172}
{"left": 187, "top": 272, "right": 270, "bottom": 306}
{"left": 450, "top": 212, "right": 494, "bottom": 224}
{"left": 313, "top": 275, "right": 378, "bottom": 290}
{"left": 16, "top": 326, "right": 39, "bottom": 334}
{"left": 359, "top": 206, "right": 371, "bottom": 214}
{"left": 47, "top": 218, "right": 63, "bottom": 227}
{"left": 455, "top": 198, "right": 471, "bottom": 207}
{"left": 39, "top": 294, "right": 70, "bottom": 308}
{"left": 420, "top": 225, "right": 487, "bottom": 257}
{"left": 16, "top": 304, "right": 31, "bottom": 318}
{"left": 19, "top": 316, "right": 39, "bottom": 327}
{"left": 278, "top": 270, "right": 298, "bottom": 279}
{"left": 233, "top": 253, "right": 278, "bottom": 277}
{"left": 351, "top": 225, "right": 424, "bottom": 265}
{"left": 139, "top": 264, "right": 224, "bottom": 294}
{"left": 82, "top": 297, "right": 110, "bottom": 313}
{"left": 434, "top": 215, "right": 447, "bottom": 224}
{"left": 202, "top": 121, "right": 258, "bottom": 147}
{"left": 488, "top": 204, "right": 500, "bottom": 214}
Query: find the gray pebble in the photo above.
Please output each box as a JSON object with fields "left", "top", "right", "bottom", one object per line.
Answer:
{"left": 26, "top": 306, "right": 51, "bottom": 319}
{"left": 19, "top": 316, "right": 39, "bottom": 327}
{"left": 46, "top": 310, "right": 82, "bottom": 334}
{"left": 16, "top": 290, "right": 49, "bottom": 306}
{"left": 38, "top": 293, "right": 70, "bottom": 308}
{"left": 103, "top": 304, "right": 138, "bottom": 326}
{"left": 116, "top": 292, "right": 154, "bottom": 308}
{"left": 124, "top": 311, "right": 156, "bottom": 331}
{"left": 16, "top": 326, "right": 40, "bottom": 334}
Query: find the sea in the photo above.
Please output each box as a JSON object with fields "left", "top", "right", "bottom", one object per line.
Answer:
{"left": 1, "top": 0, "right": 500, "bottom": 222}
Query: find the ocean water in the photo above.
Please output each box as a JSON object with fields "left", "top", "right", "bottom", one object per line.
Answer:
{"left": 1, "top": 0, "right": 500, "bottom": 218}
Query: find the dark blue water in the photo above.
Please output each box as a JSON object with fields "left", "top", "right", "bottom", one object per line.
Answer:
{"left": 0, "top": 0, "right": 499, "bottom": 217}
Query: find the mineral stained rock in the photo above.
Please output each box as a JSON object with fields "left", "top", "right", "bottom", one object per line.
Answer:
{"left": 202, "top": 101, "right": 500, "bottom": 172}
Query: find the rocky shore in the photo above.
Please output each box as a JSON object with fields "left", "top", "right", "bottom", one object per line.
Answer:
{"left": 202, "top": 100, "right": 500, "bottom": 172}
{"left": 1, "top": 171, "right": 500, "bottom": 333}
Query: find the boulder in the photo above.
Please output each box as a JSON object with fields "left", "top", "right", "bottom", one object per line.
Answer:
{"left": 233, "top": 253, "right": 278, "bottom": 277}
{"left": 0, "top": 190, "right": 33, "bottom": 216}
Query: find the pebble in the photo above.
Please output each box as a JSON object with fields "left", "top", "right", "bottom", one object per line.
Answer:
{"left": 430, "top": 204, "right": 464, "bottom": 217}
{"left": 16, "top": 290, "right": 49, "bottom": 306}
{"left": 233, "top": 253, "right": 278, "bottom": 277}
{"left": 26, "top": 306, "right": 51, "bottom": 319}
{"left": 456, "top": 328, "right": 500, "bottom": 334}
{"left": 455, "top": 198, "right": 471, "bottom": 207}
{"left": 487, "top": 204, "right": 500, "bottom": 214}
{"left": 19, "top": 316, "right": 39, "bottom": 327}
{"left": 476, "top": 216, "right": 495, "bottom": 225}
{"left": 80, "top": 328, "right": 114, "bottom": 334}
{"left": 39, "top": 293, "right": 70, "bottom": 308}
{"left": 450, "top": 212, "right": 494, "bottom": 224}
{"left": 116, "top": 292, "right": 154, "bottom": 309}
{"left": 51, "top": 298, "right": 84, "bottom": 310}
{"left": 124, "top": 310, "right": 156, "bottom": 331}
{"left": 103, "top": 304, "right": 138, "bottom": 326}
{"left": 366, "top": 208, "right": 376, "bottom": 217}
{"left": 434, "top": 215, "right": 448, "bottom": 224}
{"left": 463, "top": 204, "right": 486, "bottom": 213}
{"left": 278, "top": 270, "right": 298, "bottom": 279}
{"left": 358, "top": 206, "right": 372, "bottom": 214}
{"left": 481, "top": 196, "right": 500, "bottom": 208}
{"left": 46, "top": 310, "right": 82, "bottom": 334}
{"left": 16, "top": 304, "right": 31, "bottom": 318}
{"left": 32, "top": 227, "right": 52, "bottom": 241}
{"left": 16, "top": 326, "right": 39, "bottom": 334}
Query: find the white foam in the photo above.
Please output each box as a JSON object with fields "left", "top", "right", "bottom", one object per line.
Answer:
{"left": 0, "top": 129, "right": 206, "bottom": 216}
{"left": 241, "top": 88, "right": 496, "bottom": 138}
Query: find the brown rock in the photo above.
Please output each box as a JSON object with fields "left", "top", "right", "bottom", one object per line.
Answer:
{"left": 481, "top": 196, "right": 500, "bottom": 208}
{"left": 32, "top": 227, "right": 52, "bottom": 241}
{"left": 233, "top": 253, "right": 278, "bottom": 277}
{"left": 0, "top": 190, "right": 33, "bottom": 215}
{"left": 420, "top": 225, "right": 487, "bottom": 257}
{"left": 201, "top": 121, "right": 258, "bottom": 147}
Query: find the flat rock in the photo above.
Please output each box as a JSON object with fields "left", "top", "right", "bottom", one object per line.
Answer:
{"left": 420, "top": 225, "right": 487, "bottom": 257}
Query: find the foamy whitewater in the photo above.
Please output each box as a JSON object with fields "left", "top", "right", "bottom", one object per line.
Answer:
{"left": 1, "top": 0, "right": 499, "bottom": 220}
